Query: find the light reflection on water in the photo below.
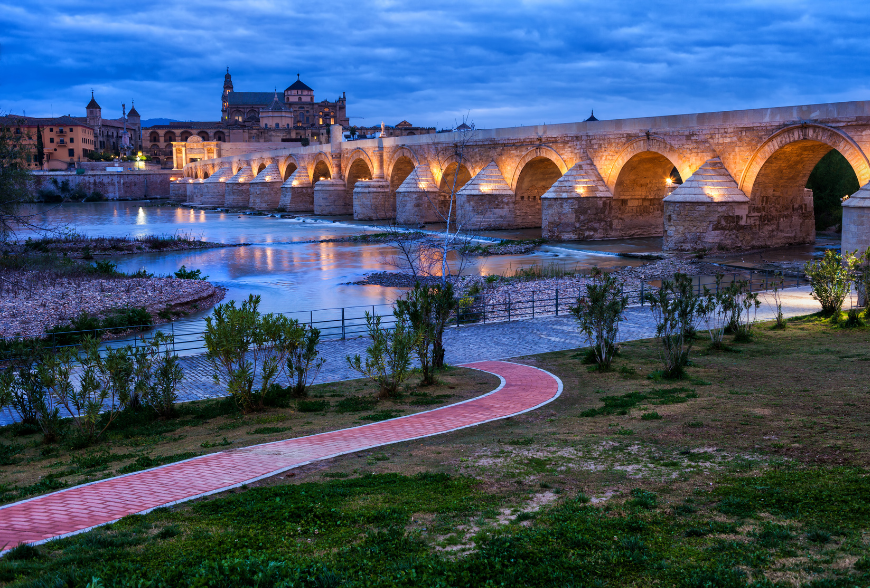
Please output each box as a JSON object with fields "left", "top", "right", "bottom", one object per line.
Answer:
{"left": 18, "top": 202, "right": 645, "bottom": 331}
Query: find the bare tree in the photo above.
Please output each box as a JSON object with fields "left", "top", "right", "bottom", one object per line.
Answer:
{"left": 0, "top": 115, "right": 37, "bottom": 241}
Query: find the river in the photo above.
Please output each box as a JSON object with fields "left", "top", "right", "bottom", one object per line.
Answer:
{"left": 17, "top": 201, "right": 652, "bottom": 331}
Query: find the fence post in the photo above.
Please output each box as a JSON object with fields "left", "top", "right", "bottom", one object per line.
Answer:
{"left": 749, "top": 271, "right": 753, "bottom": 293}
{"left": 532, "top": 290, "right": 535, "bottom": 319}
{"left": 508, "top": 292, "right": 511, "bottom": 322}
{"left": 310, "top": 310, "right": 313, "bottom": 327}
{"left": 171, "top": 321, "right": 176, "bottom": 353}
{"left": 555, "top": 288, "right": 559, "bottom": 316}
{"left": 483, "top": 297, "right": 487, "bottom": 324}
{"left": 341, "top": 308, "right": 346, "bottom": 340}
{"left": 640, "top": 282, "right": 645, "bottom": 306}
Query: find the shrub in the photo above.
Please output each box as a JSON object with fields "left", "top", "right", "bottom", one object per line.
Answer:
{"left": 283, "top": 323, "right": 325, "bottom": 398}
{"left": 143, "top": 333, "right": 183, "bottom": 417}
{"left": 204, "top": 295, "right": 308, "bottom": 412}
{"left": 769, "top": 272, "right": 787, "bottom": 329}
{"left": 396, "top": 282, "right": 456, "bottom": 384}
{"left": 346, "top": 312, "right": 415, "bottom": 398}
{"left": 644, "top": 273, "right": 703, "bottom": 378}
{"left": 570, "top": 268, "right": 628, "bottom": 370}
{"left": 174, "top": 265, "right": 207, "bottom": 280}
{"left": 699, "top": 275, "right": 730, "bottom": 348}
{"left": 804, "top": 250, "right": 855, "bottom": 316}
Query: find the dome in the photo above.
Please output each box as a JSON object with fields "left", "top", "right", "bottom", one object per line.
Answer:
{"left": 127, "top": 101, "right": 140, "bottom": 118}
{"left": 265, "top": 92, "right": 286, "bottom": 112}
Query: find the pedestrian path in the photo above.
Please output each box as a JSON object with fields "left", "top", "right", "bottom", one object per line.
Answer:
{"left": 0, "top": 360, "right": 562, "bottom": 551}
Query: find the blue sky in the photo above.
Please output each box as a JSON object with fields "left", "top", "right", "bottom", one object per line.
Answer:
{"left": 1, "top": 0, "right": 868, "bottom": 129}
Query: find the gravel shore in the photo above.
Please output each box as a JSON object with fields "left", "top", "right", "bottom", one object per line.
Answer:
{"left": 353, "top": 257, "right": 764, "bottom": 321}
{"left": 0, "top": 273, "right": 225, "bottom": 339}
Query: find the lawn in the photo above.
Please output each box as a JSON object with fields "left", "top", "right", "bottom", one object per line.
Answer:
{"left": 2, "top": 316, "right": 870, "bottom": 587}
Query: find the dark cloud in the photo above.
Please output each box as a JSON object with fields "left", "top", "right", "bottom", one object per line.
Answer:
{"left": 1, "top": 0, "right": 867, "bottom": 127}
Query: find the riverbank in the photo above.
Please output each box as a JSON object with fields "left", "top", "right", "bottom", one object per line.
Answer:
{"left": 0, "top": 268, "right": 225, "bottom": 340}
{"left": 5, "top": 232, "right": 241, "bottom": 259}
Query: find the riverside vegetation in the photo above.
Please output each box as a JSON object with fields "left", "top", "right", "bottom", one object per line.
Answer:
{"left": 2, "top": 312, "right": 870, "bottom": 586}
{"left": 2, "top": 253, "right": 870, "bottom": 586}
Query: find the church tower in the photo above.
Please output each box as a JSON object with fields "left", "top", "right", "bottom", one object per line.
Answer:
{"left": 86, "top": 91, "right": 102, "bottom": 128}
{"left": 222, "top": 68, "right": 234, "bottom": 121}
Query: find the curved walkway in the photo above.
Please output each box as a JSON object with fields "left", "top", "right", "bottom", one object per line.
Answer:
{"left": 0, "top": 360, "right": 562, "bottom": 551}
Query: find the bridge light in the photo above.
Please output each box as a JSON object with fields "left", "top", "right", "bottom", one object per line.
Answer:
{"left": 666, "top": 177, "right": 673, "bottom": 185}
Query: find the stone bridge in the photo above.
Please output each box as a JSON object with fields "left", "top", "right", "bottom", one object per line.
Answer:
{"left": 175, "top": 100, "right": 870, "bottom": 253}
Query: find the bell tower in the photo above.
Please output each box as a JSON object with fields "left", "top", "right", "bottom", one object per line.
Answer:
{"left": 222, "top": 68, "right": 233, "bottom": 121}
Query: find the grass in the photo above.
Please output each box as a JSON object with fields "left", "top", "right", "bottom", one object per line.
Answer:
{"left": 4, "top": 315, "right": 870, "bottom": 586}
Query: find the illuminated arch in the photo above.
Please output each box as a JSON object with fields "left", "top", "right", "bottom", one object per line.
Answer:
{"left": 605, "top": 136, "right": 692, "bottom": 192}
{"left": 386, "top": 146, "right": 420, "bottom": 179}
{"left": 738, "top": 123, "right": 870, "bottom": 196}
{"left": 342, "top": 148, "right": 374, "bottom": 179}
{"left": 508, "top": 146, "right": 569, "bottom": 192}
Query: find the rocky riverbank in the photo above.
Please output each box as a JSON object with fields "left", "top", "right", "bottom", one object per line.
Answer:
{"left": 352, "top": 257, "right": 772, "bottom": 319}
{"left": 5, "top": 233, "right": 240, "bottom": 259}
{"left": 0, "top": 271, "right": 225, "bottom": 340}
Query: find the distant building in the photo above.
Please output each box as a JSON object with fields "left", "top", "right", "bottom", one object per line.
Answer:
{"left": 350, "top": 120, "right": 435, "bottom": 139}
{"left": 0, "top": 115, "right": 96, "bottom": 170}
{"left": 144, "top": 71, "right": 349, "bottom": 164}
{"left": 84, "top": 93, "right": 142, "bottom": 154}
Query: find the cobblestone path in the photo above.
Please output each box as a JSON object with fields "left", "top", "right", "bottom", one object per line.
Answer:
{"left": 0, "top": 361, "right": 561, "bottom": 551}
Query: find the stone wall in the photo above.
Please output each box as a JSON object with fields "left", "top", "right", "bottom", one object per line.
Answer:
{"left": 30, "top": 171, "right": 175, "bottom": 200}
{"left": 663, "top": 201, "right": 753, "bottom": 252}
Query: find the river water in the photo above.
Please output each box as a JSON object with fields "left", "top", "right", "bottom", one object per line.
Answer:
{"left": 17, "top": 201, "right": 650, "bottom": 330}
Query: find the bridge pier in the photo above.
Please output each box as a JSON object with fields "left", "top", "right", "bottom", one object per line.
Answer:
{"left": 353, "top": 180, "right": 393, "bottom": 220}
{"left": 224, "top": 166, "right": 253, "bottom": 207}
{"left": 313, "top": 179, "right": 350, "bottom": 215}
{"left": 396, "top": 166, "right": 443, "bottom": 224}
{"left": 200, "top": 167, "right": 233, "bottom": 205}
{"left": 279, "top": 170, "right": 314, "bottom": 212}
{"left": 662, "top": 158, "right": 752, "bottom": 252}
{"left": 842, "top": 184, "right": 870, "bottom": 255}
{"left": 457, "top": 162, "right": 518, "bottom": 230}
{"left": 249, "top": 163, "right": 282, "bottom": 210}
{"left": 542, "top": 162, "right": 613, "bottom": 240}
{"left": 188, "top": 179, "right": 204, "bottom": 204}
{"left": 170, "top": 179, "right": 189, "bottom": 201}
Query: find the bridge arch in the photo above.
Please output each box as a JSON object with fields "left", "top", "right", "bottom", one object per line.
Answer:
{"left": 281, "top": 156, "right": 300, "bottom": 181}
{"left": 345, "top": 154, "right": 373, "bottom": 201}
{"left": 737, "top": 123, "right": 870, "bottom": 247}
{"left": 312, "top": 153, "right": 333, "bottom": 184}
{"left": 605, "top": 136, "right": 692, "bottom": 191}
{"left": 509, "top": 147, "right": 569, "bottom": 192}
{"left": 739, "top": 124, "right": 870, "bottom": 195}
{"left": 510, "top": 147, "right": 568, "bottom": 228}
{"left": 387, "top": 147, "right": 420, "bottom": 179}
{"left": 606, "top": 137, "right": 689, "bottom": 238}
{"left": 342, "top": 149, "right": 374, "bottom": 180}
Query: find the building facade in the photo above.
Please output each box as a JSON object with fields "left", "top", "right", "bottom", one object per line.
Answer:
{"left": 85, "top": 93, "right": 142, "bottom": 154}
{"left": 1, "top": 115, "right": 96, "bottom": 170}
{"left": 144, "top": 72, "right": 351, "bottom": 163}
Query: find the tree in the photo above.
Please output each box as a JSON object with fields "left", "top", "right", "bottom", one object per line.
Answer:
{"left": 396, "top": 281, "right": 458, "bottom": 381}
{"left": 0, "top": 116, "right": 35, "bottom": 241}
{"left": 35, "top": 125, "right": 44, "bottom": 167}
{"left": 570, "top": 269, "right": 628, "bottom": 370}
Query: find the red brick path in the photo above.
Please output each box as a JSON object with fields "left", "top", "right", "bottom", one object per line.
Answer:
{"left": 0, "top": 360, "right": 561, "bottom": 551}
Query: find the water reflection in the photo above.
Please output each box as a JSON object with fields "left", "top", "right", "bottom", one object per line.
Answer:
{"left": 18, "top": 201, "right": 647, "bottom": 333}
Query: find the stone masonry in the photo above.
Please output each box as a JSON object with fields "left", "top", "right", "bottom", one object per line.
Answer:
{"left": 179, "top": 100, "right": 870, "bottom": 252}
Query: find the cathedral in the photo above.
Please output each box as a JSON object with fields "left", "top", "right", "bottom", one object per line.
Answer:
{"left": 221, "top": 70, "right": 348, "bottom": 129}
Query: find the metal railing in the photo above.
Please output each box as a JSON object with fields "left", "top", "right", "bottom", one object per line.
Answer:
{"left": 1, "top": 271, "right": 806, "bottom": 360}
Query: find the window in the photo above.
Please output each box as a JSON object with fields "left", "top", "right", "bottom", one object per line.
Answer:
{"left": 49, "top": 128, "right": 53, "bottom": 132}
{"left": 14, "top": 128, "right": 20, "bottom": 134}
{"left": 70, "top": 138, "right": 74, "bottom": 143}
{"left": 298, "top": 97, "right": 301, "bottom": 102}
{"left": 50, "top": 137, "right": 54, "bottom": 143}
{"left": 68, "top": 149, "right": 74, "bottom": 157}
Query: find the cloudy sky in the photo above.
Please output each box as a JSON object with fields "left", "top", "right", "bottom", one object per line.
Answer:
{"left": 1, "top": 0, "right": 868, "bottom": 129}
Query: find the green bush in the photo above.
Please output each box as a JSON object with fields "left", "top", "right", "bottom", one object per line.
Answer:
{"left": 805, "top": 250, "right": 855, "bottom": 316}
{"left": 346, "top": 312, "right": 415, "bottom": 398}
{"left": 174, "top": 265, "right": 207, "bottom": 280}
{"left": 570, "top": 268, "right": 628, "bottom": 370}
{"left": 644, "top": 273, "right": 703, "bottom": 378}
